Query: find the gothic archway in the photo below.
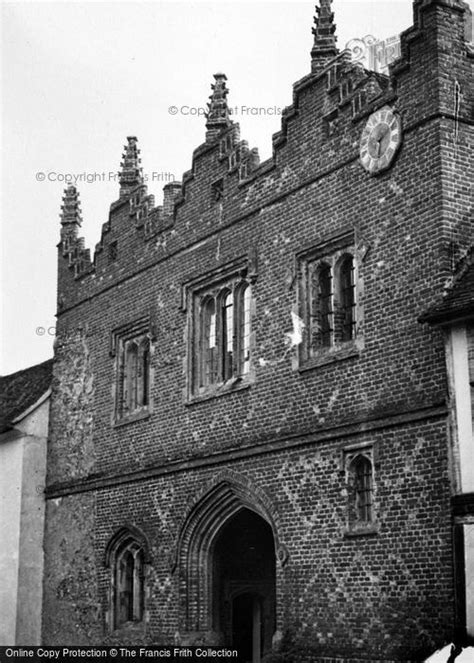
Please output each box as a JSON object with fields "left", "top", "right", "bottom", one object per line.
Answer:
{"left": 175, "top": 474, "right": 285, "bottom": 651}
{"left": 212, "top": 508, "right": 276, "bottom": 662}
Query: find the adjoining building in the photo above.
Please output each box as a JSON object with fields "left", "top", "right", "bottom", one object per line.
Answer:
{"left": 42, "top": 1, "right": 474, "bottom": 661}
{"left": 420, "top": 251, "right": 474, "bottom": 649}
{"left": 0, "top": 359, "right": 52, "bottom": 645}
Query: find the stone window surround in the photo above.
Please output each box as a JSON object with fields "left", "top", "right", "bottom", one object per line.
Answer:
{"left": 182, "top": 255, "right": 257, "bottom": 404}
{"left": 297, "top": 229, "right": 364, "bottom": 371}
{"left": 340, "top": 440, "right": 379, "bottom": 538}
{"left": 104, "top": 526, "right": 151, "bottom": 633}
{"left": 110, "top": 314, "right": 155, "bottom": 426}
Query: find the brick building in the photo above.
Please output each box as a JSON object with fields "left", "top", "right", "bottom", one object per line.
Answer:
{"left": 42, "top": 1, "right": 474, "bottom": 660}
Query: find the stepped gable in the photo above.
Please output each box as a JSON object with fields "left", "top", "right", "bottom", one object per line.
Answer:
{"left": 55, "top": 0, "right": 474, "bottom": 311}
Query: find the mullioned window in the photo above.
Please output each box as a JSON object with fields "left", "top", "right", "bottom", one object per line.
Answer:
{"left": 110, "top": 315, "right": 154, "bottom": 424}
{"left": 183, "top": 257, "right": 256, "bottom": 402}
{"left": 297, "top": 231, "right": 363, "bottom": 369}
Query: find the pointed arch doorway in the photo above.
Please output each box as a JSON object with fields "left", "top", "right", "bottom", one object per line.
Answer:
{"left": 176, "top": 477, "right": 284, "bottom": 661}
{"left": 212, "top": 508, "right": 276, "bottom": 663}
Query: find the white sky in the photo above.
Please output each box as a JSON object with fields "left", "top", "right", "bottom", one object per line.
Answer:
{"left": 1, "top": 0, "right": 471, "bottom": 375}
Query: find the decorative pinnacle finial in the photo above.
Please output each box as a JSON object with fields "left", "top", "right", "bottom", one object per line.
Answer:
{"left": 60, "top": 184, "right": 82, "bottom": 226}
{"left": 119, "top": 136, "right": 143, "bottom": 197}
{"left": 205, "top": 73, "right": 232, "bottom": 142}
{"left": 311, "top": 0, "right": 338, "bottom": 73}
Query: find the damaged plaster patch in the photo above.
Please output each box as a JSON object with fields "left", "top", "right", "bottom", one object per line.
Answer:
{"left": 389, "top": 181, "right": 404, "bottom": 196}
{"left": 285, "top": 311, "right": 305, "bottom": 347}
{"left": 257, "top": 309, "right": 304, "bottom": 368}
{"left": 326, "top": 388, "right": 340, "bottom": 412}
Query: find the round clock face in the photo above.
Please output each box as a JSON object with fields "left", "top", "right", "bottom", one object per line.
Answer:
{"left": 359, "top": 108, "right": 402, "bottom": 174}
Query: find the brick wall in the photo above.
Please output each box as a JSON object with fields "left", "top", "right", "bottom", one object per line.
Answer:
{"left": 43, "top": 1, "right": 474, "bottom": 659}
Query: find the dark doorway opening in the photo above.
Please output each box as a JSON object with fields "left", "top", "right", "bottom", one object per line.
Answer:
{"left": 212, "top": 508, "right": 276, "bottom": 663}
{"left": 232, "top": 593, "right": 262, "bottom": 662}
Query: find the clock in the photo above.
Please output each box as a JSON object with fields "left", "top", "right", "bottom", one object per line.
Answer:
{"left": 359, "top": 107, "right": 402, "bottom": 174}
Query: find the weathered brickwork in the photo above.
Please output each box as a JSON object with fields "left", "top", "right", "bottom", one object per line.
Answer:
{"left": 42, "top": 492, "right": 100, "bottom": 644}
{"left": 43, "top": 1, "right": 474, "bottom": 661}
{"left": 47, "top": 327, "right": 95, "bottom": 482}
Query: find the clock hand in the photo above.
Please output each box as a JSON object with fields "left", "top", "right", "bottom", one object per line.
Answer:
{"left": 372, "top": 135, "right": 381, "bottom": 158}
{"left": 376, "top": 130, "right": 387, "bottom": 157}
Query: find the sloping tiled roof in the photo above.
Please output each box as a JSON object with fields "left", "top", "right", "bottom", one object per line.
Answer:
{"left": 420, "top": 250, "right": 474, "bottom": 325}
{"left": 0, "top": 358, "right": 53, "bottom": 433}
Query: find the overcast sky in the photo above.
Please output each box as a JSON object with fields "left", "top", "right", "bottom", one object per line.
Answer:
{"left": 1, "top": 0, "right": 471, "bottom": 375}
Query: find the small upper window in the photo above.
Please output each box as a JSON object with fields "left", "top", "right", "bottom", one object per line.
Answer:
{"left": 211, "top": 179, "right": 224, "bottom": 204}
{"left": 108, "top": 241, "right": 118, "bottom": 263}
{"left": 351, "top": 454, "right": 373, "bottom": 524}
{"left": 339, "top": 78, "right": 353, "bottom": 103}
{"left": 342, "top": 446, "right": 377, "bottom": 535}
{"left": 352, "top": 90, "right": 367, "bottom": 117}
{"left": 327, "top": 64, "right": 339, "bottom": 90}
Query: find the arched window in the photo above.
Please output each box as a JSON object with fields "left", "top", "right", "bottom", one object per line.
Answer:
{"left": 350, "top": 455, "right": 373, "bottom": 524}
{"left": 317, "top": 262, "right": 333, "bottom": 347}
{"left": 105, "top": 529, "right": 148, "bottom": 630}
{"left": 339, "top": 254, "right": 356, "bottom": 342}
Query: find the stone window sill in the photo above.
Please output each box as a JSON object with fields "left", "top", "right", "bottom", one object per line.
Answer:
{"left": 113, "top": 409, "right": 150, "bottom": 428}
{"left": 299, "top": 340, "right": 361, "bottom": 372}
{"left": 343, "top": 522, "right": 379, "bottom": 538}
{"left": 187, "top": 377, "right": 252, "bottom": 405}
